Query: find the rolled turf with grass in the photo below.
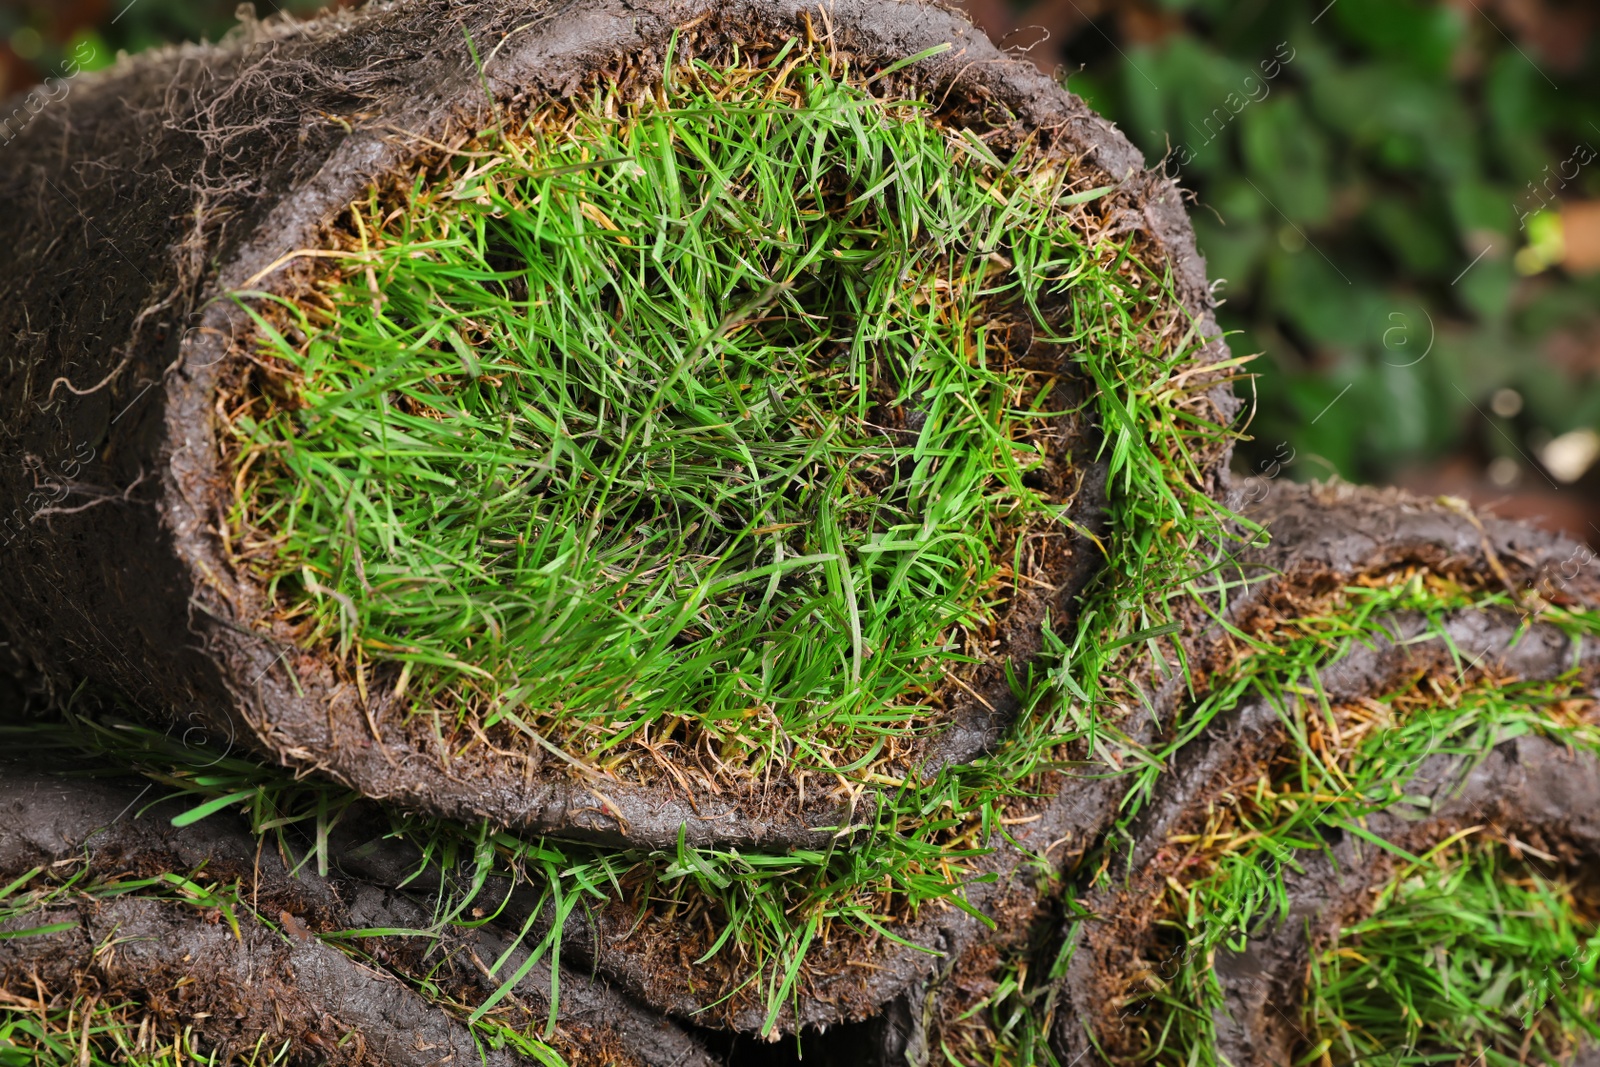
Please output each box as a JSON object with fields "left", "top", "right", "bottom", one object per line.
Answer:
{"left": 1051, "top": 481, "right": 1600, "bottom": 1067}
{"left": 12, "top": 481, "right": 1595, "bottom": 1062}
{"left": 0, "top": 0, "right": 1235, "bottom": 852}
{"left": 20, "top": 1, "right": 1599, "bottom": 1061}
{"left": 0, "top": 765, "right": 716, "bottom": 1067}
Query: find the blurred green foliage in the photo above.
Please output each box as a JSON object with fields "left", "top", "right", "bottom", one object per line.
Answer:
{"left": 1064, "top": 0, "right": 1600, "bottom": 485}
{"left": 1, "top": 0, "right": 331, "bottom": 93}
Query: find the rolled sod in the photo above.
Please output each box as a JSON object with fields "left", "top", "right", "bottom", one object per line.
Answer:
{"left": 1050, "top": 481, "right": 1600, "bottom": 1067}
{"left": 2, "top": 483, "right": 1595, "bottom": 1059}
{"left": 0, "top": 765, "right": 716, "bottom": 1067}
{"left": 13, "top": 4, "right": 1598, "bottom": 1061}
{"left": 0, "top": 0, "right": 1235, "bottom": 850}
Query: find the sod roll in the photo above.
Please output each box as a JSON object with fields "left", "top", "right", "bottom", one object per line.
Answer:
{"left": 1049, "top": 481, "right": 1600, "bottom": 1067}
{"left": 0, "top": 0, "right": 1235, "bottom": 850}
{"left": 0, "top": 765, "right": 715, "bottom": 1067}
{"left": 2, "top": 482, "right": 1596, "bottom": 1059}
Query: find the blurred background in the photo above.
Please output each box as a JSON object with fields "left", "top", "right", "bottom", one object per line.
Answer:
{"left": 3, "top": 0, "right": 1597, "bottom": 544}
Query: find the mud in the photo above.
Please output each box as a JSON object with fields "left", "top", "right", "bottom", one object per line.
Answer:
{"left": 0, "top": 0, "right": 1232, "bottom": 852}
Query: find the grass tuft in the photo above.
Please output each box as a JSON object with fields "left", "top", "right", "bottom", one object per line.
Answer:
{"left": 4, "top": 36, "right": 1246, "bottom": 1045}
{"left": 1103, "top": 569, "right": 1600, "bottom": 1066}
{"left": 1308, "top": 838, "right": 1600, "bottom": 1067}
{"left": 227, "top": 41, "right": 1110, "bottom": 776}
{"left": 223, "top": 37, "right": 1234, "bottom": 793}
